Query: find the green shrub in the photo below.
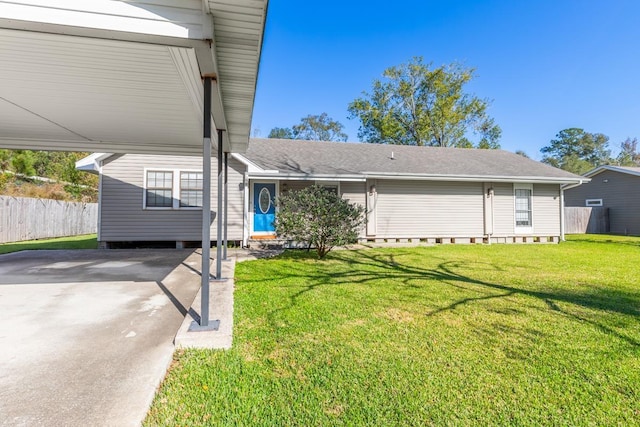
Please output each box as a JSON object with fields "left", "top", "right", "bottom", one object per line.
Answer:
{"left": 275, "top": 184, "right": 365, "bottom": 258}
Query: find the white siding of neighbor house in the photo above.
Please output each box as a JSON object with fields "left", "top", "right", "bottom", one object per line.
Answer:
{"left": 100, "top": 154, "right": 245, "bottom": 242}
{"left": 374, "top": 180, "right": 485, "bottom": 238}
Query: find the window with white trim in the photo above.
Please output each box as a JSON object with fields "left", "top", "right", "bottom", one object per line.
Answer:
{"left": 514, "top": 184, "right": 533, "bottom": 231}
{"left": 144, "top": 169, "right": 203, "bottom": 209}
{"left": 585, "top": 199, "right": 603, "bottom": 207}
{"left": 180, "top": 172, "right": 203, "bottom": 207}
{"left": 145, "top": 171, "right": 173, "bottom": 208}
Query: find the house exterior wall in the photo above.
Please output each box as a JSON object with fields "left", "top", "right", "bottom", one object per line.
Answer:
{"left": 100, "top": 153, "right": 245, "bottom": 242}
{"left": 532, "top": 184, "right": 561, "bottom": 235}
{"left": 374, "top": 180, "right": 485, "bottom": 238}
{"left": 565, "top": 170, "right": 640, "bottom": 235}
{"left": 490, "top": 183, "right": 560, "bottom": 237}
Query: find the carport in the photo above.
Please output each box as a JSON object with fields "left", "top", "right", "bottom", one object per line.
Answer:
{"left": 0, "top": 0, "right": 269, "bottom": 328}
{"left": 0, "top": 249, "right": 204, "bottom": 426}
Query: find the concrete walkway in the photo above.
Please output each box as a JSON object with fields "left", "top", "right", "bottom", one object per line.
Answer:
{"left": 175, "top": 247, "right": 282, "bottom": 349}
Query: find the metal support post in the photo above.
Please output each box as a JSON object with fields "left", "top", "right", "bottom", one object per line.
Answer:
{"left": 199, "top": 77, "right": 212, "bottom": 327}
{"left": 215, "top": 129, "right": 224, "bottom": 279}
{"left": 223, "top": 151, "right": 229, "bottom": 260}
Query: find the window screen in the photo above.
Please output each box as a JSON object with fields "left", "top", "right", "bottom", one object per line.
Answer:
{"left": 146, "top": 171, "right": 173, "bottom": 207}
{"left": 515, "top": 188, "right": 532, "bottom": 227}
{"left": 180, "top": 172, "right": 203, "bottom": 207}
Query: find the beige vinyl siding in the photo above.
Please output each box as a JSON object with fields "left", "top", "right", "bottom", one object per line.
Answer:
{"left": 340, "top": 181, "right": 367, "bottom": 237}
{"left": 491, "top": 183, "right": 561, "bottom": 236}
{"left": 375, "top": 180, "right": 484, "bottom": 237}
{"left": 340, "top": 182, "right": 366, "bottom": 207}
{"left": 532, "top": 184, "right": 560, "bottom": 235}
{"left": 491, "top": 183, "right": 515, "bottom": 236}
{"left": 100, "top": 154, "right": 245, "bottom": 242}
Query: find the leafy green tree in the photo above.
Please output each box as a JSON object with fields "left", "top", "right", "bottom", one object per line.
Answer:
{"left": 0, "top": 149, "right": 10, "bottom": 170}
{"left": 540, "top": 128, "right": 612, "bottom": 174}
{"left": 292, "top": 113, "right": 348, "bottom": 141}
{"left": 267, "top": 127, "right": 295, "bottom": 139}
{"left": 268, "top": 113, "right": 348, "bottom": 142}
{"left": 10, "top": 150, "right": 36, "bottom": 176}
{"left": 615, "top": 137, "right": 640, "bottom": 166}
{"left": 515, "top": 149, "right": 530, "bottom": 158}
{"left": 347, "top": 57, "right": 501, "bottom": 148}
{"left": 275, "top": 185, "right": 365, "bottom": 258}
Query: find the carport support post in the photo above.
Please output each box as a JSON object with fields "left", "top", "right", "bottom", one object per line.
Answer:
{"left": 223, "top": 151, "right": 229, "bottom": 260}
{"left": 200, "top": 76, "right": 212, "bottom": 327}
{"left": 216, "top": 129, "right": 224, "bottom": 279}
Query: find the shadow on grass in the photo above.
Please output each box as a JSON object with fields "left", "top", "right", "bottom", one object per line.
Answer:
{"left": 263, "top": 248, "right": 640, "bottom": 347}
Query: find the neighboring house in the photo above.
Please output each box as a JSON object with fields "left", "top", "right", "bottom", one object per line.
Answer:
{"left": 564, "top": 165, "right": 640, "bottom": 235}
{"left": 78, "top": 138, "right": 585, "bottom": 248}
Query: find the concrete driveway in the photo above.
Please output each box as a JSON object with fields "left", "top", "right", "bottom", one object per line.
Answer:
{"left": 0, "top": 249, "right": 202, "bottom": 427}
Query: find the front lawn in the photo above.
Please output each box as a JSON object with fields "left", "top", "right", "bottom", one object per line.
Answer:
{"left": 146, "top": 235, "right": 640, "bottom": 426}
{"left": 0, "top": 234, "right": 97, "bottom": 254}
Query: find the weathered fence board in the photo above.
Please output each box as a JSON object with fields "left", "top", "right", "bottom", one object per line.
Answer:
{"left": 0, "top": 196, "right": 97, "bottom": 243}
{"left": 564, "top": 207, "right": 609, "bottom": 234}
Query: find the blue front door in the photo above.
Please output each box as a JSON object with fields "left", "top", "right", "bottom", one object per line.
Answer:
{"left": 253, "top": 183, "right": 276, "bottom": 233}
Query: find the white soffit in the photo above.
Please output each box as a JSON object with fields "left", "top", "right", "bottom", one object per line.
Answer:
{"left": 0, "top": 0, "right": 268, "bottom": 155}
{"left": 208, "top": 0, "right": 268, "bottom": 153}
{"left": 0, "top": 29, "right": 206, "bottom": 155}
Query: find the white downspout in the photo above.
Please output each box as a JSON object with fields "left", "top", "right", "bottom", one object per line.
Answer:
{"left": 242, "top": 171, "right": 249, "bottom": 248}
{"left": 560, "top": 186, "right": 565, "bottom": 241}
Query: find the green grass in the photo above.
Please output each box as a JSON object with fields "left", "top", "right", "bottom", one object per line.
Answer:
{"left": 0, "top": 234, "right": 97, "bottom": 254}
{"left": 146, "top": 234, "right": 640, "bottom": 426}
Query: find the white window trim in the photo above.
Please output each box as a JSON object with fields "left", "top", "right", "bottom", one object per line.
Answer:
{"left": 514, "top": 183, "right": 533, "bottom": 234}
{"left": 143, "top": 168, "right": 203, "bottom": 210}
{"left": 585, "top": 199, "right": 603, "bottom": 207}
{"left": 178, "top": 170, "right": 205, "bottom": 210}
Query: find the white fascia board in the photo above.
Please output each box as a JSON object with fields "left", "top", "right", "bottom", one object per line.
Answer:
{"left": 231, "top": 153, "right": 266, "bottom": 174}
{"left": 361, "top": 172, "right": 586, "bottom": 185}
{"left": 248, "top": 172, "right": 366, "bottom": 182}
{"left": 75, "top": 152, "right": 113, "bottom": 173}
{"left": 583, "top": 165, "right": 640, "bottom": 178}
{"left": 0, "top": 1, "right": 207, "bottom": 39}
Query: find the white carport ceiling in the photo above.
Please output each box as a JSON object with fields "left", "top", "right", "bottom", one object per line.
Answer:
{"left": 0, "top": 29, "right": 204, "bottom": 155}
{"left": 0, "top": 0, "right": 269, "bottom": 155}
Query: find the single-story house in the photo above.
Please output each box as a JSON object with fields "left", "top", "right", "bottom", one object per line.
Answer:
{"left": 564, "top": 165, "right": 640, "bottom": 235}
{"left": 78, "top": 138, "right": 586, "bottom": 248}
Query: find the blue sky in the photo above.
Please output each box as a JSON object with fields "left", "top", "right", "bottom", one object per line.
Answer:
{"left": 251, "top": 1, "right": 640, "bottom": 160}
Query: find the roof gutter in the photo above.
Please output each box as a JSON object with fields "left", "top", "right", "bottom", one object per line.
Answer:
{"left": 249, "top": 172, "right": 366, "bottom": 182}
{"left": 560, "top": 179, "right": 587, "bottom": 191}
{"left": 361, "top": 172, "right": 586, "bottom": 185}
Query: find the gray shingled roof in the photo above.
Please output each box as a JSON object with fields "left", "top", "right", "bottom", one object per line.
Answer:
{"left": 242, "top": 138, "right": 584, "bottom": 183}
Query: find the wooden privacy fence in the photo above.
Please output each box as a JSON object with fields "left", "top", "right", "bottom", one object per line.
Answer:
{"left": 564, "top": 207, "right": 609, "bottom": 234}
{"left": 0, "top": 196, "right": 98, "bottom": 243}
